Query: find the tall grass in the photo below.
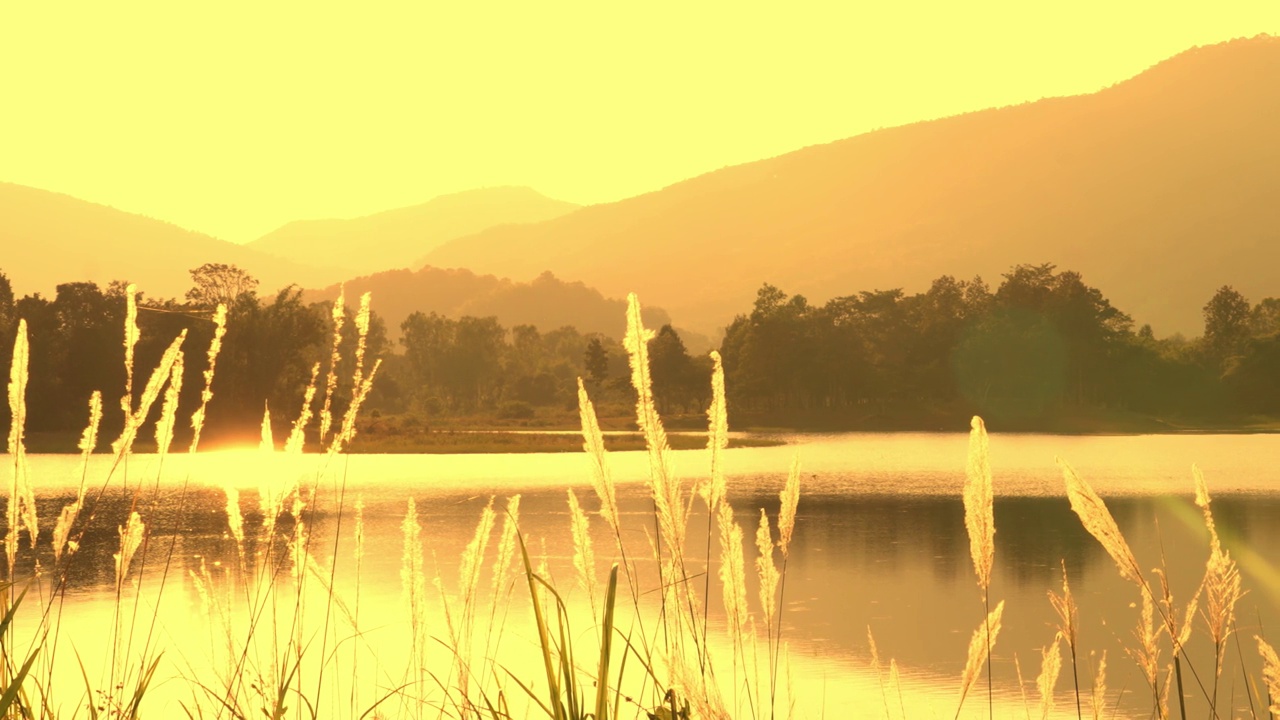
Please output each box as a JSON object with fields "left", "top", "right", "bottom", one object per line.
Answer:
{"left": 1, "top": 286, "right": 1279, "bottom": 720}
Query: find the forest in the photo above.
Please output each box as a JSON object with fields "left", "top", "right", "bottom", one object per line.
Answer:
{"left": 1, "top": 261, "right": 1277, "bottom": 445}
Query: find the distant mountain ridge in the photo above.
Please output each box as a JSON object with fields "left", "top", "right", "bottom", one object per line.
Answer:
{"left": 418, "top": 36, "right": 1280, "bottom": 336}
{"left": 249, "top": 187, "right": 578, "bottom": 276}
{"left": 0, "top": 182, "right": 339, "bottom": 299}
{"left": 301, "top": 267, "right": 672, "bottom": 342}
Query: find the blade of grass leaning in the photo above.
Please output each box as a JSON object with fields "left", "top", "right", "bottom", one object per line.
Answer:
{"left": 518, "top": 532, "right": 565, "bottom": 720}
{"left": 595, "top": 565, "right": 620, "bottom": 720}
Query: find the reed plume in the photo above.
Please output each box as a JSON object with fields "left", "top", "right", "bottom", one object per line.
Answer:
{"left": 755, "top": 509, "right": 779, "bottom": 631}
{"left": 1130, "top": 588, "right": 1161, "bottom": 713}
{"left": 53, "top": 391, "right": 103, "bottom": 561}
{"left": 778, "top": 454, "right": 800, "bottom": 559}
{"left": 153, "top": 347, "right": 185, "bottom": 459}
{"left": 329, "top": 358, "right": 382, "bottom": 454}
{"left": 112, "top": 330, "right": 187, "bottom": 458}
{"left": 401, "top": 498, "right": 427, "bottom": 683}
{"left": 1036, "top": 634, "right": 1062, "bottom": 720}
{"left": 189, "top": 303, "right": 227, "bottom": 453}
{"left": 6, "top": 319, "right": 35, "bottom": 575}
{"left": 956, "top": 599, "right": 1004, "bottom": 719}
{"left": 623, "top": 293, "right": 685, "bottom": 554}
{"left": 963, "top": 416, "right": 995, "bottom": 593}
{"left": 717, "top": 502, "right": 749, "bottom": 640}
{"left": 259, "top": 404, "right": 273, "bottom": 452}
{"left": 1194, "top": 465, "right": 1243, "bottom": 699}
{"left": 284, "top": 362, "right": 321, "bottom": 454}
{"left": 114, "top": 511, "right": 146, "bottom": 591}
{"left": 577, "top": 378, "right": 619, "bottom": 532}
{"left": 567, "top": 488, "right": 598, "bottom": 612}
{"left": 1257, "top": 636, "right": 1280, "bottom": 714}
{"left": 319, "top": 287, "right": 345, "bottom": 445}
{"left": 1047, "top": 561, "right": 1081, "bottom": 719}
{"left": 489, "top": 494, "right": 521, "bottom": 599}
{"left": 705, "top": 350, "right": 728, "bottom": 511}
{"left": 122, "top": 282, "right": 139, "bottom": 419}
{"left": 1090, "top": 651, "right": 1108, "bottom": 720}
{"left": 352, "top": 291, "right": 371, "bottom": 388}
{"left": 1059, "top": 458, "right": 1144, "bottom": 587}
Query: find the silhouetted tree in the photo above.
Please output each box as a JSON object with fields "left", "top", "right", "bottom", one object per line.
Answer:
{"left": 187, "top": 263, "right": 259, "bottom": 308}
{"left": 1203, "top": 286, "right": 1251, "bottom": 369}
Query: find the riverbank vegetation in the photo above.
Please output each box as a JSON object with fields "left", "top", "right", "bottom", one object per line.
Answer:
{"left": 2, "top": 263, "right": 1278, "bottom": 452}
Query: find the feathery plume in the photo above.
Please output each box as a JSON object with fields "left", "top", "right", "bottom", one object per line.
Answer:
{"left": 189, "top": 303, "right": 226, "bottom": 453}
{"left": 1059, "top": 458, "right": 1144, "bottom": 587}
{"left": 1257, "top": 636, "right": 1280, "bottom": 714}
{"left": 352, "top": 291, "right": 371, "bottom": 390}
{"left": 1048, "top": 561, "right": 1078, "bottom": 653}
{"left": 567, "top": 489, "right": 598, "bottom": 610}
{"left": 153, "top": 348, "right": 185, "bottom": 459}
{"left": 1091, "top": 651, "right": 1108, "bottom": 720}
{"left": 114, "top": 511, "right": 146, "bottom": 590}
{"left": 53, "top": 391, "right": 103, "bottom": 561}
{"left": 223, "top": 484, "right": 244, "bottom": 559}
{"left": 717, "top": 502, "right": 750, "bottom": 640}
{"left": 458, "top": 497, "right": 496, "bottom": 608}
{"left": 1194, "top": 465, "right": 1243, "bottom": 653}
{"left": 756, "top": 509, "right": 780, "bottom": 630}
{"left": 705, "top": 350, "right": 728, "bottom": 510}
{"left": 1036, "top": 634, "right": 1062, "bottom": 720}
{"left": 778, "top": 454, "right": 801, "bottom": 559}
{"left": 1130, "top": 589, "right": 1160, "bottom": 698}
{"left": 577, "top": 379, "right": 619, "bottom": 532}
{"left": 284, "top": 362, "right": 321, "bottom": 455}
{"left": 122, "top": 282, "right": 139, "bottom": 419}
{"left": 964, "top": 416, "right": 995, "bottom": 592}
{"left": 112, "top": 330, "right": 187, "bottom": 458}
{"left": 259, "top": 403, "right": 273, "bottom": 453}
{"left": 319, "top": 287, "right": 345, "bottom": 444}
{"left": 957, "top": 600, "right": 1005, "bottom": 716}
{"left": 6, "top": 320, "right": 35, "bottom": 571}
{"left": 329, "top": 358, "right": 382, "bottom": 454}
{"left": 490, "top": 494, "right": 521, "bottom": 598}
{"left": 623, "top": 293, "right": 685, "bottom": 553}
{"left": 401, "top": 498, "right": 427, "bottom": 658}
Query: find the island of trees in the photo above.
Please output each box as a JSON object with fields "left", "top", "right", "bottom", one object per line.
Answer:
{"left": 1, "top": 261, "right": 1277, "bottom": 449}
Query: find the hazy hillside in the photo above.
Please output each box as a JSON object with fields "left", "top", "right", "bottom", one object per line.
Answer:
{"left": 0, "top": 183, "right": 340, "bottom": 299}
{"left": 301, "top": 267, "right": 673, "bottom": 342}
{"left": 420, "top": 36, "right": 1280, "bottom": 337}
{"left": 250, "top": 187, "right": 578, "bottom": 276}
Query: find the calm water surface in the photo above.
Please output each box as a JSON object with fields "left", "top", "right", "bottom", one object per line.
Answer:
{"left": 15, "top": 432, "right": 1280, "bottom": 719}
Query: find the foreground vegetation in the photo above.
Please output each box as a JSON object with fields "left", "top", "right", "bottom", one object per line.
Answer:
{"left": 0, "top": 286, "right": 1278, "bottom": 719}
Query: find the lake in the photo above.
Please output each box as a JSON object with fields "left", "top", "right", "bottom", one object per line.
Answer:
{"left": 9, "top": 431, "right": 1280, "bottom": 719}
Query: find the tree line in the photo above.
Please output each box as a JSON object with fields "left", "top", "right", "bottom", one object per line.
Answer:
{"left": 1, "top": 261, "right": 1277, "bottom": 442}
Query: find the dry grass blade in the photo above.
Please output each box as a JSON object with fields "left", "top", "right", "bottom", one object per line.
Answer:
{"left": 1058, "top": 458, "right": 1144, "bottom": 587}
{"left": 956, "top": 599, "right": 1004, "bottom": 718}
{"left": 964, "top": 416, "right": 995, "bottom": 593}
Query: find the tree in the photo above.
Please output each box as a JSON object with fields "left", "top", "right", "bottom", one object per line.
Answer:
{"left": 649, "top": 325, "right": 696, "bottom": 413}
{"left": 187, "top": 263, "right": 259, "bottom": 308}
{"left": 1203, "top": 286, "right": 1251, "bottom": 367}
{"left": 1249, "top": 298, "right": 1280, "bottom": 337}
{"left": 584, "top": 337, "right": 609, "bottom": 385}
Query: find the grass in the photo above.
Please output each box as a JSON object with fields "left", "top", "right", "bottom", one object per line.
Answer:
{"left": 1, "top": 286, "right": 1279, "bottom": 719}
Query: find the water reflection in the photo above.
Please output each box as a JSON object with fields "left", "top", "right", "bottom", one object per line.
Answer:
{"left": 8, "top": 432, "right": 1280, "bottom": 718}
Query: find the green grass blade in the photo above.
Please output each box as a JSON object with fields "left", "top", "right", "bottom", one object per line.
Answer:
{"left": 594, "top": 565, "right": 619, "bottom": 720}
{"left": 518, "top": 532, "right": 565, "bottom": 720}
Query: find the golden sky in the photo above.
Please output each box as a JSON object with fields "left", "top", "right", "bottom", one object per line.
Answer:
{"left": 2, "top": 1, "right": 1277, "bottom": 243}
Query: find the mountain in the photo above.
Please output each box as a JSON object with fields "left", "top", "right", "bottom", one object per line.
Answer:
{"left": 418, "top": 36, "right": 1280, "bottom": 337}
{"left": 301, "top": 267, "right": 672, "bottom": 342}
{"left": 249, "top": 187, "right": 579, "bottom": 276}
{"left": 0, "top": 183, "right": 340, "bottom": 299}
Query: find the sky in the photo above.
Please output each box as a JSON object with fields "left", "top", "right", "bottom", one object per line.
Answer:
{"left": 3, "top": 2, "right": 1278, "bottom": 244}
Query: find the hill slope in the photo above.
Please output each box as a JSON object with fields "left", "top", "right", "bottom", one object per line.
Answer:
{"left": 249, "top": 187, "right": 578, "bottom": 276}
{"left": 419, "top": 36, "right": 1280, "bottom": 337}
{"left": 301, "top": 267, "right": 672, "bottom": 342}
{"left": 0, "top": 183, "right": 339, "bottom": 299}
